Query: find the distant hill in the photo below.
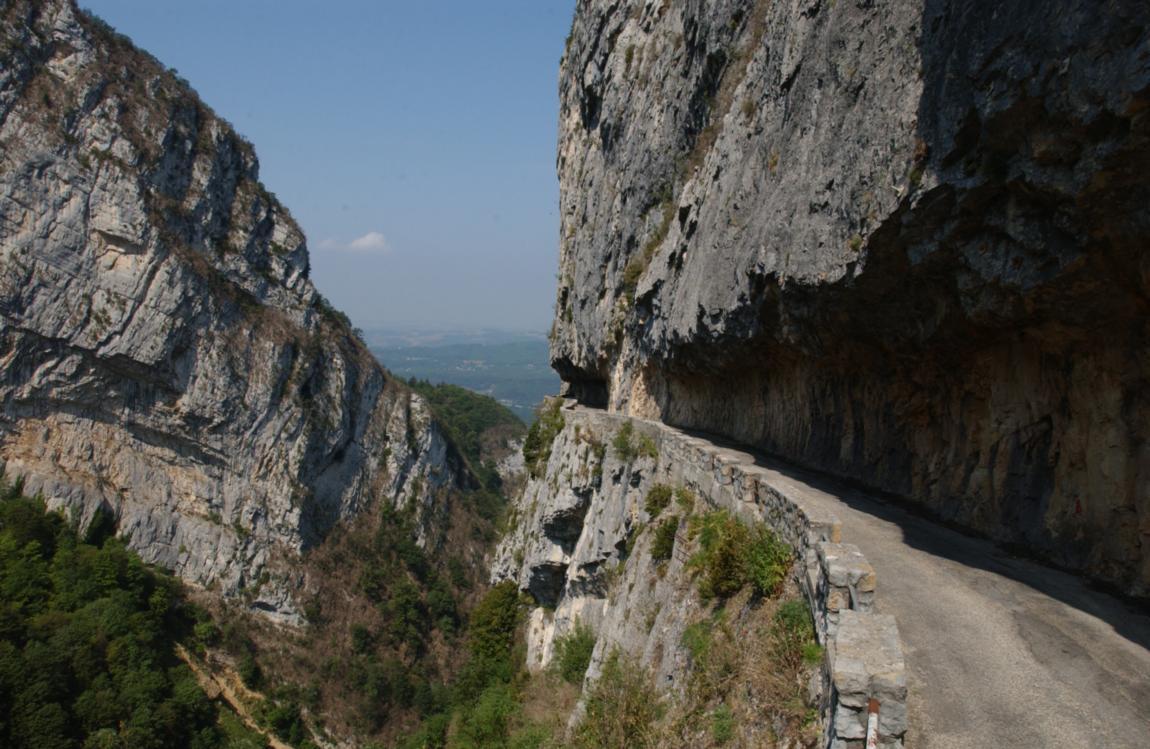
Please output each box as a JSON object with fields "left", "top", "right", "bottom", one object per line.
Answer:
{"left": 362, "top": 326, "right": 551, "bottom": 349}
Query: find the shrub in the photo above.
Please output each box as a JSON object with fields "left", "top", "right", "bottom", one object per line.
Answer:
{"left": 574, "top": 650, "right": 661, "bottom": 749}
{"left": 523, "top": 400, "right": 565, "bottom": 477}
{"left": 651, "top": 516, "right": 678, "bottom": 562}
{"left": 382, "top": 578, "right": 427, "bottom": 651}
{"left": 775, "top": 599, "right": 823, "bottom": 666}
{"left": 674, "top": 487, "right": 696, "bottom": 512}
{"left": 552, "top": 622, "right": 596, "bottom": 685}
{"left": 397, "top": 713, "right": 449, "bottom": 749}
{"left": 262, "top": 698, "right": 308, "bottom": 744}
{"left": 508, "top": 724, "right": 556, "bottom": 749}
{"left": 689, "top": 512, "right": 791, "bottom": 599}
{"left": 351, "top": 624, "right": 373, "bottom": 654}
{"left": 744, "top": 524, "right": 792, "bottom": 598}
{"left": 468, "top": 580, "right": 522, "bottom": 662}
{"left": 644, "top": 484, "right": 673, "bottom": 517}
{"left": 681, "top": 620, "right": 713, "bottom": 661}
{"left": 612, "top": 421, "right": 636, "bottom": 461}
{"left": 712, "top": 704, "right": 735, "bottom": 744}
{"left": 689, "top": 512, "right": 746, "bottom": 599}
{"left": 238, "top": 652, "right": 263, "bottom": 689}
{"left": 456, "top": 683, "right": 519, "bottom": 747}
{"left": 637, "top": 433, "right": 658, "bottom": 459}
{"left": 427, "top": 579, "right": 458, "bottom": 632}
{"left": 193, "top": 619, "right": 220, "bottom": 647}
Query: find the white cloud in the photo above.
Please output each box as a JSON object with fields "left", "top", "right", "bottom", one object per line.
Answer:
{"left": 317, "top": 231, "right": 391, "bottom": 254}
{"left": 348, "top": 231, "right": 389, "bottom": 253}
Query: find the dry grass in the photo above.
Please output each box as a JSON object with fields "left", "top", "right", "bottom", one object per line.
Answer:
{"left": 655, "top": 581, "right": 822, "bottom": 748}
{"left": 575, "top": 650, "right": 665, "bottom": 749}
{"left": 569, "top": 507, "right": 823, "bottom": 749}
{"left": 513, "top": 672, "right": 582, "bottom": 744}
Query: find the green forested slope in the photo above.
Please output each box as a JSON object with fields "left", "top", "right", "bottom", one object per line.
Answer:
{"left": 0, "top": 481, "right": 256, "bottom": 749}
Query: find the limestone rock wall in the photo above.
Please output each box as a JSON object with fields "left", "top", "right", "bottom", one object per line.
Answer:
{"left": 0, "top": 0, "right": 468, "bottom": 621}
{"left": 553, "top": 0, "right": 1150, "bottom": 595}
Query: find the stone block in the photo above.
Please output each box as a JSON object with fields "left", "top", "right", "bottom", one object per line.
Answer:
{"left": 829, "top": 611, "right": 907, "bottom": 740}
{"left": 819, "top": 542, "right": 877, "bottom": 593}
{"left": 878, "top": 696, "right": 908, "bottom": 735}
{"left": 827, "top": 587, "right": 851, "bottom": 612}
{"left": 834, "top": 703, "right": 867, "bottom": 739}
{"left": 830, "top": 651, "right": 871, "bottom": 708}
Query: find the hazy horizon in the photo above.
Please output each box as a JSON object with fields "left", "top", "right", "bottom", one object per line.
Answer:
{"left": 81, "top": 0, "right": 575, "bottom": 332}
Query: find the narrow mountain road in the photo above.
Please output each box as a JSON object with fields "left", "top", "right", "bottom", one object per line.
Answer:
{"left": 692, "top": 434, "right": 1150, "bottom": 748}
{"left": 571, "top": 403, "right": 1150, "bottom": 745}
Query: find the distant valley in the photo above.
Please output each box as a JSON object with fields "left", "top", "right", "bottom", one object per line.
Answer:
{"left": 367, "top": 329, "right": 561, "bottom": 423}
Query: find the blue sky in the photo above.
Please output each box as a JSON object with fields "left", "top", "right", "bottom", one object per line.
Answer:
{"left": 82, "top": 1, "right": 576, "bottom": 331}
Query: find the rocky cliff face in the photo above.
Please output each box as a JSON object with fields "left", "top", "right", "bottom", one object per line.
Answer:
{"left": 552, "top": 0, "right": 1150, "bottom": 595}
{"left": 493, "top": 408, "right": 703, "bottom": 688}
{"left": 0, "top": 0, "right": 468, "bottom": 621}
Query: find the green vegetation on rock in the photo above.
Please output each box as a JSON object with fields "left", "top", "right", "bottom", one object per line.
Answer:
{"left": 397, "top": 580, "right": 574, "bottom": 749}
{"left": 644, "top": 484, "right": 673, "bottom": 518}
{"left": 612, "top": 421, "right": 658, "bottom": 463}
{"left": 612, "top": 421, "right": 636, "bottom": 461}
{"left": 408, "top": 378, "right": 525, "bottom": 506}
{"left": 688, "top": 511, "right": 792, "bottom": 600}
{"left": 552, "top": 622, "right": 596, "bottom": 685}
{"left": 409, "top": 379, "right": 524, "bottom": 472}
{"left": 651, "top": 515, "right": 679, "bottom": 562}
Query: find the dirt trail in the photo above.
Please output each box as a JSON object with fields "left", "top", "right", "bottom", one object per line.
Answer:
{"left": 175, "top": 644, "right": 295, "bottom": 749}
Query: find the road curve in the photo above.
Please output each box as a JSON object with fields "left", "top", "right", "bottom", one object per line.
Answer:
{"left": 698, "top": 436, "right": 1150, "bottom": 748}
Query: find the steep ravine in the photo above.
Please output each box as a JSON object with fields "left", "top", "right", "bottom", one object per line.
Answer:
{"left": 0, "top": 0, "right": 470, "bottom": 622}
{"left": 551, "top": 0, "right": 1150, "bottom": 596}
